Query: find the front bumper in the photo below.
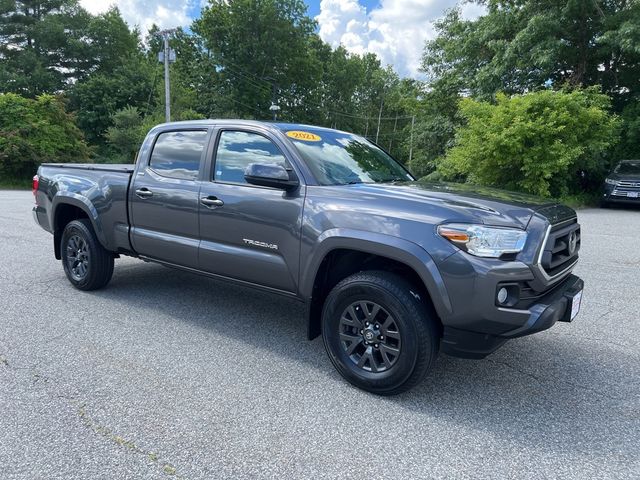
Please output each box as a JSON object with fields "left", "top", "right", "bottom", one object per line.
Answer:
{"left": 437, "top": 248, "right": 584, "bottom": 359}
{"left": 603, "top": 184, "right": 640, "bottom": 204}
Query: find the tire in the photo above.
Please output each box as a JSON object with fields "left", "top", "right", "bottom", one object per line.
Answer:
{"left": 60, "top": 219, "right": 114, "bottom": 291}
{"left": 321, "top": 271, "right": 439, "bottom": 395}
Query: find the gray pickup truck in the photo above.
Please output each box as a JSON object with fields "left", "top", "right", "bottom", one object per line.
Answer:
{"left": 33, "top": 120, "right": 584, "bottom": 394}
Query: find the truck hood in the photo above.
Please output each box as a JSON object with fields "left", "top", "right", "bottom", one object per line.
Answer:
{"left": 346, "top": 181, "right": 570, "bottom": 228}
{"left": 608, "top": 172, "right": 640, "bottom": 182}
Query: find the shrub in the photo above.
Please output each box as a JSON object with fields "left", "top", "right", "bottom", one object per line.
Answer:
{"left": 438, "top": 88, "right": 621, "bottom": 197}
{"left": 0, "top": 93, "right": 90, "bottom": 184}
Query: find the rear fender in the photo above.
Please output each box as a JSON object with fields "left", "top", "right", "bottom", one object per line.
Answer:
{"left": 51, "top": 193, "right": 108, "bottom": 251}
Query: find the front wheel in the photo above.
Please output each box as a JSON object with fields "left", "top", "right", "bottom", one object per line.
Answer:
{"left": 61, "top": 219, "right": 114, "bottom": 291}
{"left": 321, "top": 271, "right": 439, "bottom": 395}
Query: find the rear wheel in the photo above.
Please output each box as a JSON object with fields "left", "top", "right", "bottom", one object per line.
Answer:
{"left": 321, "top": 271, "right": 439, "bottom": 395}
{"left": 61, "top": 219, "right": 114, "bottom": 291}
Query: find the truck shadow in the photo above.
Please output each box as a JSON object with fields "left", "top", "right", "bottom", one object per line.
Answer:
{"left": 95, "top": 260, "right": 636, "bottom": 458}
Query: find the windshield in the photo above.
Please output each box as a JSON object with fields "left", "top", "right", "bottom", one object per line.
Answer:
{"left": 615, "top": 161, "right": 640, "bottom": 175}
{"left": 284, "top": 128, "right": 414, "bottom": 185}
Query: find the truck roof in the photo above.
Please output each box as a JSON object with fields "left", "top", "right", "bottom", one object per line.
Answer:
{"left": 152, "top": 119, "right": 351, "bottom": 135}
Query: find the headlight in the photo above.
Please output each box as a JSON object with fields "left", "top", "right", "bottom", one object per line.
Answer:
{"left": 605, "top": 178, "right": 618, "bottom": 185}
{"left": 437, "top": 224, "right": 528, "bottom": 258}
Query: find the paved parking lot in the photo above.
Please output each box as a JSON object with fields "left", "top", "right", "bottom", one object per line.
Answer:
{"left": 0, "top": 190, "right": 638, "bottom": 479}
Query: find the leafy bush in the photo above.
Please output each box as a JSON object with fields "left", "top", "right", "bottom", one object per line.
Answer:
{"left": 438, "top": 88, "right": 621, "bottom": 197}
{"left": 0, "top": 93, "right": 91, "bottom": 184}
{"left": 105, "top": 106, "right": 147, "bottom": 163}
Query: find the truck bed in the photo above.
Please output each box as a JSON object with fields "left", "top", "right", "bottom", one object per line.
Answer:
{"left": 42, "top": 163, "right": 135, "bottom": 173}
{"left": 34, "top": 163, "right": 134, "bottom": 254}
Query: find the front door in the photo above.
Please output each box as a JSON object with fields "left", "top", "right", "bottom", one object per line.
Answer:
{"left": 198, "top": 129, "right": 304, "bottom": 293}
{"left": 130, "top": 129, "right": 209, "bottom": 268}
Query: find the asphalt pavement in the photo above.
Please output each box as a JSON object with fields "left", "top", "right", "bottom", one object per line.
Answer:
{"left": 0, "top": 190, "right": 638, "bottom": 479}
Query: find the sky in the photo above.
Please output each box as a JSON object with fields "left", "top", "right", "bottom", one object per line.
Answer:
{"left": 78, "top": 0, "right": 486, "bottom": 78}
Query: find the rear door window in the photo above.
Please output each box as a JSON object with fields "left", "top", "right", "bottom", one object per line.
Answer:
{"left": 149, "top": 130, "right": 208, "bottom": 180}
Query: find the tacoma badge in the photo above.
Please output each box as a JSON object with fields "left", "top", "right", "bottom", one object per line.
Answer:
{"left": 243, "top": 238, "right": 278, "bottom": 250}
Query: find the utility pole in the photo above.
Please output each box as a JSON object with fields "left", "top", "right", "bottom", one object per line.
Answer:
{"left": 269, "top": 83, "right": 279, "bottom": 121}
{"left": 375, "top": 98, "right": 383, "bottom": 144}
{"left": 157, "top": 28, "right": 177, "bottom": 122}
{"left": 409, "top": 115, "right": 415, "bottom": 163}
{"left": 389, "top": 114, "right": 398, "bottom": 152}
{"left": 266, "top": 78, "right": 280, "bottom": 120}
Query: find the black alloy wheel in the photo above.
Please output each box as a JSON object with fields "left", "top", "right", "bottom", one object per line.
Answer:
{"left": 338, "top": 300, "right": 401, "bottom": 373}
{"left": 65, "top": 234, "right": 90, "bottom": 282}
{"left": 60, "top": 219, "right": 114, "bottom": 291}
{"left": 322, "top": 271, "right": 439, "bottom": 395}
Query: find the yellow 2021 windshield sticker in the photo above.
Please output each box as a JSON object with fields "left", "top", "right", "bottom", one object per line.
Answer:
{"left": 286, "top": 130, "right": 322, "bottom": 142}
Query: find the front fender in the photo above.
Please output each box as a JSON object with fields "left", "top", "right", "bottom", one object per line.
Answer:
{"left": 299, "top": 228, "right": 453, "bottom": 319}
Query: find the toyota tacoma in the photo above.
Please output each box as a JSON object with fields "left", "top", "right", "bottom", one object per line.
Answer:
{"left": 32, "top": 120, "right": 584, "bottom": 394}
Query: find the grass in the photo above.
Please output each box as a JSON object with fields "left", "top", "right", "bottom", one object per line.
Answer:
{"left": 557, "top": 192, "right": 602, "bottom": 209}
{"left": 0, "top": 181, "right": 31, "bottom": 189}
{"left": 0, "top": 174, "right": 32, "bottom": 189}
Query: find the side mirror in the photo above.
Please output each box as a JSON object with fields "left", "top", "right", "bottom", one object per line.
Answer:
{"left": 244, "top": 163, "right": 299, "bottom": 191}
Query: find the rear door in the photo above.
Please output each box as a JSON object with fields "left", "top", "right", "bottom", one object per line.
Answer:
{"left": 198, "top": 128, "right": 305, "bottom": 293}
{"left": 130, "top": 128, "right": 210, "bottom": 268}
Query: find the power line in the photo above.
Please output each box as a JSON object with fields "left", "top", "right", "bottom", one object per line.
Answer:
{"left": 217, "top": 59, "right": 415, "bottom": 122}
{"left": 145, "top": 66, "right": 159, "bottom": 115}
{"left": 332, "top": 111, "right": 415, "bottom": 121}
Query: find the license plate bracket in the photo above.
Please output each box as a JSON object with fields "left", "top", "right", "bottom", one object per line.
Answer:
{"left": 562, "top": 289, "right": 583, "bottom": 322}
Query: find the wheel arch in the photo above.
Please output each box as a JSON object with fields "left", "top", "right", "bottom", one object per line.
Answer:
{"left": 51, "top": 195, "right": 106, "bottom": 259}
{"left": 301, "top": 230, "right": 452, "bottom": 340}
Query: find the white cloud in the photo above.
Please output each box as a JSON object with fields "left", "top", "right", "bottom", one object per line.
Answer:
{"left": 316, "top": 0, "right": 486, "bottom": 78}
{"left": 79, "top": 0, "right": 194, "bottom": 35}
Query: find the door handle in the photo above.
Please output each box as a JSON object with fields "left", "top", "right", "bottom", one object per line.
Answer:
{"left": 201, "top": 196, "right": 224, "bottom": 208}
{"left": 135, "top": 188, "right": 153, "bottom": 199}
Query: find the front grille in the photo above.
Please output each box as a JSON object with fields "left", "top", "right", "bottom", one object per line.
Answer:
{"left": 617, "top": 180, "right": 640, "bottom": 188}
{"left": 613, "top": 181, "right": 640, "bottom": 197}
{"left": 539, "top": 219, "right": 580, "bottom": 278}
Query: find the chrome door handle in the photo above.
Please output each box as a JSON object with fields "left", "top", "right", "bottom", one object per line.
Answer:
{"left": 135, "top": 188, "right": 153, "bottom": 199}
{"left": 201, "top": 196, "right": 224, "bottom": 208}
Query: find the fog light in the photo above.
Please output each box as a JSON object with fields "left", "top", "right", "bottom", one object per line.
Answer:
{"left": 497, "top": 287, "right": 509, "bottom": 305}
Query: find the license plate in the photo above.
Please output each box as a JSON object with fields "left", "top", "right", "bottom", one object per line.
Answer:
{"left": 628, "top": 192, "right": 639, "bottom": 198}
{"left": 570, "top": 290, "right": 583, "bottom": 321}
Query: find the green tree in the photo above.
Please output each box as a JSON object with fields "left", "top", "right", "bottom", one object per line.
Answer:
{"left": 406, "top": 78, "right": 461, "bottom": 176}
{"left": 105, "top": 106, "right": 145, "bottom": 163}
{"left": 614, "top": 100, "right": 640, "bottom": 160}
{"left": 193, "top": 0, "right": 322, "bottom": 120}
{"left": 0, "top": 0, "right": 93, "bottom": 96}
{"left": 439, "top": 89, "right": 620, "bottom": 197}
{"left": 146, "top": 25, "right": 225, "bottom": 119}
{"left": 0, "top": 93, "right": 90, "bottom": 183}
{"left": 85, "top": 7, "right": 142, "bottom": 75}
{"left": 423, "top": 1, "right": 640, "bottom": 103}
{"left": 65, "top": 7, "right": 154, "bottom": 145}
{"left": 69, "top": 54, "right": 156, "bottom": 144}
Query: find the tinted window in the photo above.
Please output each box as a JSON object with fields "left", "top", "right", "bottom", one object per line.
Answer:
{"left": 214, "top": 131, "right": 287, "bottom": 184}
{"left": 149, "top": 130, "right": 208, "bottom": 180}
{"left": 284, "top": 129, "right": 413, "bottom": 185}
